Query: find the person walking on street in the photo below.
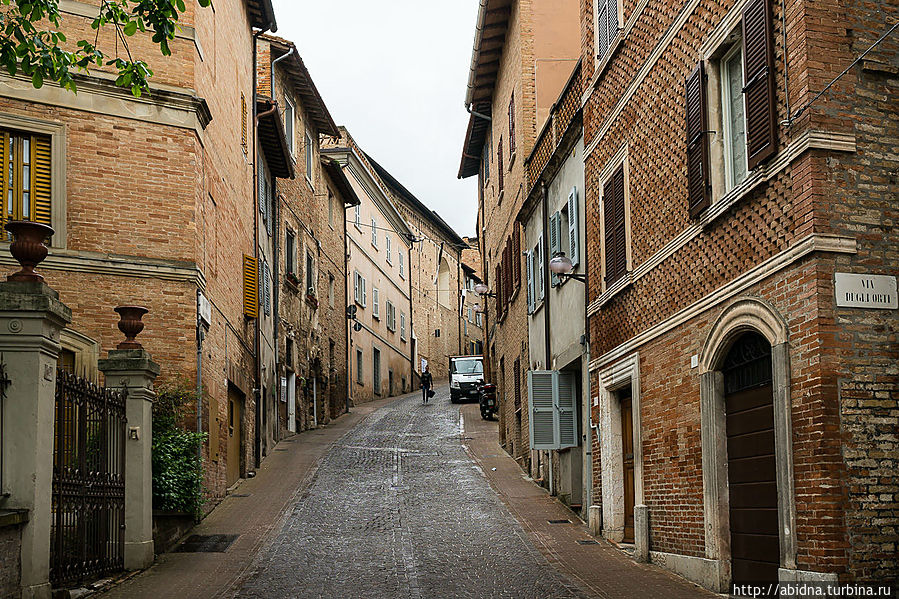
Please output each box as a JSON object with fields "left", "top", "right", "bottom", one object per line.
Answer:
{"left": 421, "top": 366, "right": 433, "bottom": 403}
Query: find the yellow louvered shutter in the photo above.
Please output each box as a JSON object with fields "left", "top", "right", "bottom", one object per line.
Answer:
{"left": 32, "top": 134, "right": 52, "bottom": 226}
{"left": 0, "top": 132, "right": 7, "bottom": 226}
{"left": 243, "top": 254, "right": 259, "bottom": 319}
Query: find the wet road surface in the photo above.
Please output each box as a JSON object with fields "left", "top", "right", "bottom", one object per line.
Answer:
{"left": 235, "top": 386, "right": 585, "bottom": 599}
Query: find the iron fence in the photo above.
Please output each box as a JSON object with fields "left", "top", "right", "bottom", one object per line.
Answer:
{"left": 51, "top": 370, "right": 127, "bottom": 586}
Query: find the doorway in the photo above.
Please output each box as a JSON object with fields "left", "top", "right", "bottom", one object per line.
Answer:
{"left": 723, "top": 332, "right": 778, "bottom": 587}
{"left": 227, "top": 385, "right": 244, "bottom": 487}
{"left": 619, "top": 385, "right": 635, "bottom": 544}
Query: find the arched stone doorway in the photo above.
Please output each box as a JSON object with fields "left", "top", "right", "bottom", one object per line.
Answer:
{"left": 699, "top": 298, "right": 797, "bottom": 592}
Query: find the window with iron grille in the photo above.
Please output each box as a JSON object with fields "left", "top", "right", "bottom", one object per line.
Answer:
{"left": 508, "top": 93, "right": 516, "bottom": 157}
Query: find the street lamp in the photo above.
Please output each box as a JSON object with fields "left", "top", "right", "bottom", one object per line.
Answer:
{"left": 549, "top": 252, "right": 586, "bottom": 283}
{"left": 474, "top": 283, "right": 496, "bottom": 297}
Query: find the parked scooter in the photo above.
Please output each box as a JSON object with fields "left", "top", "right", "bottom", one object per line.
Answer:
{"left": 478, "top": 383, "right": 497, "bottom": 420}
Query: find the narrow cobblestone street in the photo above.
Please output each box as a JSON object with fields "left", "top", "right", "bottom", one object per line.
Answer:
{"left": 236, "top": 386, "right": 585, "bottom": 599}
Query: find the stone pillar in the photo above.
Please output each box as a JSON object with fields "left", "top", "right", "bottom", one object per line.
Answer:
{"left": 634, "top": 504, "right": 649, "bottom": 563}
{"left": 0, "top": 281, "right": 71, "bottom": 599}
{"left": 99, "top": 348, "right": 160, "bottom": 571}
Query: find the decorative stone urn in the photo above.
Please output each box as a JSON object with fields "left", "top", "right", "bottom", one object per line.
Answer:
{"left": 4, "top": 220, "right": 54, "bottom": 283}
{"left": 114, "top": 306, "right": 149, "bottom": 350}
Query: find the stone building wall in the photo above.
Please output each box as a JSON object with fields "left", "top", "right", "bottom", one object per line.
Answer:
{"left": 0, "top": 524, "right": 21, "bottom": 598}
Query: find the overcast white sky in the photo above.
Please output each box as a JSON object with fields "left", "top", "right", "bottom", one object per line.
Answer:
{"left": 270, "top": 0, "right": 480, "bottom": 238}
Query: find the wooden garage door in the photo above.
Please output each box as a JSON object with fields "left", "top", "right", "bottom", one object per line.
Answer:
{"left": 723, "top": 332, "right": 779, "bottom": 589}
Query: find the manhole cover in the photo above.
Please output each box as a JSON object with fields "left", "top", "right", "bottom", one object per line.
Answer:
{"left": 548, "top": 519, "right": 571, "bottom": 524}
{"left": 577, "top": 539, "right": 599, "bottom": 545}
{"left": 230, "top": 493, "right": 251, "bottom": 498}
{"left": 275, "top": 448, "right": 288, "bottom": 452}
{"left": 175, "top": 534, "right": 239, "bottom": 553}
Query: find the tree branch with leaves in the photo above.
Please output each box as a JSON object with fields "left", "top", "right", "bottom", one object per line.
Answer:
{"left": 0, "top": 0, "right": 211, "bottom": 97}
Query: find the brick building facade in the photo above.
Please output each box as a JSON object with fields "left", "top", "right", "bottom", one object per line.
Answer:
{"left": 459, "top": 0, "right": 581, "bottom": 472}
{"left": 0, "top": 0, "right": 278, "bottom": 503}
{"left": 580, "top": 0, "right": 898, "bottom": 589}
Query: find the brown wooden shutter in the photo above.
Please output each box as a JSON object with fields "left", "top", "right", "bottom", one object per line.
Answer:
{"left": 243, "top": 254, "right": 259, "bottom": 319}
{"left": 33, "top": 134, "right": 52, "bottom": 226}
{"left": 512, "top": 225, "right": 521, "bottom": 290}
{"left": 612, "top": 166, "right": 627, "bottom": 281}
{"left": 603, "top": 165, "right": 628, "bottom": 285}
{"left": 503, "top": 238, "right": 512, "bottom": 307}
{"left": 497, "top": 137, "right": 504, "bottom": 195}
{"left": 509, "top": 93, "right": 516, "bottom": 156}
{"left": 742, "top": 0, "right": 777, "bottom": 170}
{"left": 686, "top": 62, "right": 710, "bottom": 217}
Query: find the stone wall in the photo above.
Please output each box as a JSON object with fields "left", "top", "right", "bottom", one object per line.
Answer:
{"left": 0, "top": 524, "right": 22, "bottom": 598}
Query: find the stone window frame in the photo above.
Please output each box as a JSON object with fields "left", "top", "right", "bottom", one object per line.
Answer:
{"left": 596, "top": 351, "right": 643, "bottom": 544}
{"left": 60, "top": 328, "right": 100, "bottom": 379}
{"left": 0, "top": 113, "right": 67, "bottom": 247}
{"left": 596, "top": 143, "right": 633, "bottom": 303}
{"left": 698, "top": 297, "right": 798, "bottom": 591}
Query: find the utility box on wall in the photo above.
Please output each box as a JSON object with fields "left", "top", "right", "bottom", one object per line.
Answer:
{"left": 528, "top": 370, "right": 578, "bottom": 450}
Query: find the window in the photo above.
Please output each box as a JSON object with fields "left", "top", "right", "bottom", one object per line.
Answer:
{"left": 386, "top": 301, "right": 396, "bottom": 332}
{"left": 400, "top": 312, "right": 406, "bottom": 340}
{"left": 305, "top": 129, "right": 314, "bottom": 183}
{"left": 372, "top": 287, "right": 380, "bottom": 319}
{"left": 595, "top": 0, "right": 620, "bottom": 61}
{"left": 467, "top": 306, "right": 473, "bottom": 323}
{"left": 306, "top": 251, "right": 314, "bottom": 293}
{"left": 602, "top": 163, "right": 628, "bottom": 286}
{"left": 284, "top": 96, "right": 295, "bottom": 156}
{"left": 328, "top": 189, "right": 334, "bottom": 227}
{"left": 721, "top": 43, "right": 748, "bottom": 191}
{"left": 356, "top": 349, "right": 364, "bottom": 384}
{"left": 476, "top": 312, "right": 482, "bottom": 327}
{"left": 371, "top": 218, "right": 378, "bottom": 247}
{"left": 285, "top": 229, "right": 296, "bottom": 275}
{"left": 240, "top": 92, "right": 247, "bottom": 151}
{"left": 262, "top": 260, "right": 271, "bottom": 316}
{"left": 373, "top": 348, "right": 381, "bottom": 393}
{"left": 398, "top": 251, "right": 405, "bottom": 279}
{"left": 354, "top": 205, "right": 361, "bottom": 229}
{"left": 497, "top": 137, "right": 504, "bottom": 196}
{"left": 535, "top": 236, "right": 545, "bottom": 301}
{"left": 386, "top": 235, "right": 392, "bottom": 264}
{"left": 482, "top": 130, "right": 490, "bottom": 184}
{"left": 285, "top": 337, "right": 294, "bottom": 369}
{"left": 328, "top": 273, "right": 335, "bottom": 308}
{"left": 1, "top": 128, "right": 52, "bottom": 236}
{"left": 354, "top": 271, "right": 367, "bottom": 307}
{"left": 512, "top": 224, "right": 521, "bottom": 291}
{"left": 258, "top": 162, "right": 273, "bottom": 237}
{"left": 508, "top": 93, "right": 516, "bottom": 158}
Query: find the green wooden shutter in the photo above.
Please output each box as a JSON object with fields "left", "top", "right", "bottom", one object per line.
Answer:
{"left": 526, "top": 249, "right": 534, "bottom": 314}
{"left": 557, "top": 372, "right": 578, "bottom": 448}
{"left": 549, "top": 212, "right": 560, "bottom": 287}
{"left": 529, "top": 370, "right": 556, "bottom": 450}
{"left": 568, "top": 187, "right": 579, "bottom": 267}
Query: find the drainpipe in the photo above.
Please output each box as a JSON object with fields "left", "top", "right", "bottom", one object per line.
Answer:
{"left": 456, "top": 252, "right": 462, "bottom": 355}
{"left": 345, "top": 202, "right": 351, "bottom": 413}
{"left": 541, "top": 179, "right": 554, "bottom": 496}
{"left": 408, "top": 240, "right": 415, "bottom": 385}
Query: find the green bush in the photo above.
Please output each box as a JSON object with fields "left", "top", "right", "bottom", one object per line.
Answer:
{"left": 152, "top": 381, "right": 206, "bottom": 518}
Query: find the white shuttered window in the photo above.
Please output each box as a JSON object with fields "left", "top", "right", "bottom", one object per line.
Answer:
{"left": 528, "top": 370, "right": 578, "bottom": 450}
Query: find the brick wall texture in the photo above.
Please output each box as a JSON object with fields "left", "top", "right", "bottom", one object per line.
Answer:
{"left": 581, "top": 0, "right": 897, "bottom": 584}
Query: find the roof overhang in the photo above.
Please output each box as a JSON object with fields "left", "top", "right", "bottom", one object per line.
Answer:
{"left": 266, "top": 37, "right": 339, "bottom": 138}
{"left": 458, "top": 0, "right": 511, "bottom": 179}
{"left": 321, "top": 157, "right": 361, "bottom": 207}
{"left": 245, "top": 0, "right": 277, "bottom": 31}
{"left": 256, "top": 98, "right": 294, "bottom": 179}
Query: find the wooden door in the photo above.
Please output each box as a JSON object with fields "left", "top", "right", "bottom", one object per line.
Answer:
{"left": 723, "top": 332, "right": 779, "bottom": 588}
{"left": 227, "top": 387, "right": 243, "bottom": 487}
{"left": 620, "top": 387, "right": 635, "bottom": 543}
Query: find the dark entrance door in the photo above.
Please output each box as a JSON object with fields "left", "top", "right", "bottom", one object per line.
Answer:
{"left": 619, "top": 386, "right": 635, "bottom": 544}
{"left": 227, "top": 386, "right": 244, "bottom": 487}
{"left": 723, "top": 332, "right": 779, "bottom": 589}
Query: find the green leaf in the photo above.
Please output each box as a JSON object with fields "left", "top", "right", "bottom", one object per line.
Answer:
{"left": 31, "top": 70, "right": 43, "bottom": 88}
{"left": 123, "top": 21, "right": 137, "bottom": 36}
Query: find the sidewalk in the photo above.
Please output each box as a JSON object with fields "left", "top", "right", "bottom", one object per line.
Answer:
{"left": 100, "top": 393, "right": 404, "bottom": 599}
{"left": 460, "top": 403, "right": 716, "bottom": 599}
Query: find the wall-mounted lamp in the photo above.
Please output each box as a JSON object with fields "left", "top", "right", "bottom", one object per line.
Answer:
{"left": 549, "top": 252, "right": 586, "bottom": 283}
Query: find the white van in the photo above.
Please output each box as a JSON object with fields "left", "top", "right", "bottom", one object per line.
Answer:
{"left": 449, "top": 355, "right": 484, "bottom": 403}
